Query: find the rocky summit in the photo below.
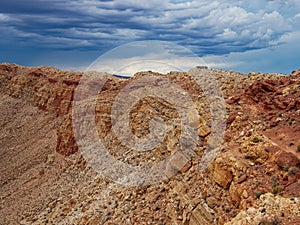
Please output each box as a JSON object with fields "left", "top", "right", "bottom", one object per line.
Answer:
{"left": 0, "top": 63, "right": 299, "bottom": 225}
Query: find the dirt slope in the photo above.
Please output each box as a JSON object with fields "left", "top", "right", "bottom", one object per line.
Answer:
{"left": 0, "top": 63, "right": 299, "bottom": 224}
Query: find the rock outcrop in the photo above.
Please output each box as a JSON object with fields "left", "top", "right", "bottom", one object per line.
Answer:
{"left": 0, "top": 63, "right": 80, "bottom": 156}
{"left": 0, "top": 63, "right": 299, "bottom": 224}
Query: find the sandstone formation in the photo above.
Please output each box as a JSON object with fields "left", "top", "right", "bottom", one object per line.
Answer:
{"left": 0, "top": 63, "right": 299, "bottom": 224}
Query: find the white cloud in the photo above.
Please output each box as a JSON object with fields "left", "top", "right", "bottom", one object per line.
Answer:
{"left": 1, "top": 0, "right": 295, "bottom": 55}
{"left": 86, "top": 41, "right": 206, "bottom": 75}
{"left": 203, "top": 31, "right": 300, "bottom": 74}
{"left": 88, "top": 56, "right": 206, "bottom": 75}
{"left": 0, "top": 13, "right": 20, "bottom": 23}
{"left": 0, "top": 13, "right": 10, "bottom": 21}
{"left": 217, "top": 28, "right": 238, "bottom": 40}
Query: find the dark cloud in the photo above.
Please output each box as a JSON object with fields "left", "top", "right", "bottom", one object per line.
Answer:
{"left": 0, "top": 0, "right": 69, "bottom": 14}
{"left": 0, "top": 0, "right": 299, "bottom": 71}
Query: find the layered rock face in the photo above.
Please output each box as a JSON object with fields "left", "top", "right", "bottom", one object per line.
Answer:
{"left": 0, "top": 63, "right": 80, "bottom": 156}
{"left": 0, "top": 63, "right": 299, "bottom": 225}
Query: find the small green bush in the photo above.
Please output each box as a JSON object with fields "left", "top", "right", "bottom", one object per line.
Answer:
{"left": 254, "top": 191, "right": 263, "bottom": 199}
{"left": 297, "top": 145, "right": 300, "bottom": 152}
{"left": 252, "top": 136, "right": 260, "bottom": 143}
{"left": 272, "top": 179, "right": 278, "bottom": 188}
{"left": 272, "top": 186, "right": 282, "bottom": 195}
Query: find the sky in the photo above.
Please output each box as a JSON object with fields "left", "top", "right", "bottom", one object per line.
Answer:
{"left": 0, "top": 0, "right": 299, "bottom": 74}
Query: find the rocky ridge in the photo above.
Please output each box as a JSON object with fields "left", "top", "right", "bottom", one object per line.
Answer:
{"left": 0, "top": 63, "right": 299, "bottom": 224}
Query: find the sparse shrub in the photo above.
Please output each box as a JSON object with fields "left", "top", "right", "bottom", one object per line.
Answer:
{"left": 297, "top": 145, "right": 300, "bottom": 152}
{"left": 272, "top": 179, "right": 278, "bottom": 188}
{"left": 252, "top": 136, "right": 260, "bottom": 143}
{"left": 254, "top": 191, "right": 263, "bottom": 199}
{"left": 272, "top": 186, "right": 282, "bottom": 195}
{"left": 271, "top": 177, "right": 282, "bottom": 195}
{"left": 288, "top": 167, "right": 299, "bottom": 175}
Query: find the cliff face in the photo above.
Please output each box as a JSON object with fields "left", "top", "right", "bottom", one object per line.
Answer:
{"left": 0, "top": 63, "right": 299, "bottom": 225}
{"left": 0, "top": 63, "right": 80, "bottom": 115}
{"left": 0, "top": 63, "right": 80, "bottom": 156}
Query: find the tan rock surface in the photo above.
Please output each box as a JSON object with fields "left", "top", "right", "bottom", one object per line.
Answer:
{"left": 0, "top": 63, "right": 299, "bottom": 224}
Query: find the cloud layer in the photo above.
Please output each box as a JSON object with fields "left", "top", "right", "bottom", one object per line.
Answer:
{"left": 0, "top": 0, "right": 299, "bottom": 73}
{"left": 1, "top": 0, "right": 297, "bottom": 54}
